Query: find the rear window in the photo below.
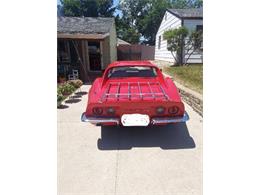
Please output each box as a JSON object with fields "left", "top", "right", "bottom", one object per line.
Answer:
{"left": 107, "top": 66, "right": 157, "bottom": 78}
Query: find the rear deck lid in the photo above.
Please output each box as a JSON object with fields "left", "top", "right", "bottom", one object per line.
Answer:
{"left": 100, "top": 81, "right": 169, "bottom": 102}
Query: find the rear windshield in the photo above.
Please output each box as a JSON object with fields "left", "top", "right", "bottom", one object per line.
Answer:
{"left": 107, "top": 66, "right": 157, "bottom": 78}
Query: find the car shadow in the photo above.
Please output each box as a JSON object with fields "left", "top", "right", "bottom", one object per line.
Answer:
{"left": 97, "top": 122, "right": 195, "bottom": 150}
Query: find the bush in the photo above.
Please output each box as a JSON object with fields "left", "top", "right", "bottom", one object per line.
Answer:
{"left": 59, "top": 83, "right": 76, "bottom": 95}
{"left": 57, "top": 87, "right": 64, "bottom": 107}
{"left": 67, "top": 79, "right": 83, "bottom": 88}
{"left": 57, "top": 89, "right": 63, "bottom": 101}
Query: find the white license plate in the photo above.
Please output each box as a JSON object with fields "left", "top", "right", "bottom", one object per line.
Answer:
{"left": 121, "top": 114, "right": 150, "bottom": 126}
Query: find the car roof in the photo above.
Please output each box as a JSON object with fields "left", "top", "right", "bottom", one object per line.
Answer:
{"left": 107, "top": 61, "right": 158, "bottom": 69}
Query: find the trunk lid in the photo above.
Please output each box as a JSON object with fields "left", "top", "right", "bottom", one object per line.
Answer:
{"left": 100, "top": 81, "right": 169, "bottom": 102}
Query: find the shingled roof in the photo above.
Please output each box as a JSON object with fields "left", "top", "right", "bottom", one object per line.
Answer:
{"left": 167, "top": 8, "right": 203, "bottom": 19}
{"left": 57, "top": 17, "right": 114, "bottom": 34}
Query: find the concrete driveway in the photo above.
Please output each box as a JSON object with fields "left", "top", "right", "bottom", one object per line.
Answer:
{"left": 58, "top": 85, "right": 203, "bottom": 195}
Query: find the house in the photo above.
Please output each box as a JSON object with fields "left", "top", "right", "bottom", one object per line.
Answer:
{"left": 57, "top": 17, "right": 117, "bottom": 82}
{"left": 155, "top": 8, "right": 203, "bottom": 64}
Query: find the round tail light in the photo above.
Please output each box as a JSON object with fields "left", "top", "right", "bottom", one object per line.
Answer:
{"left": 92, "top": 107, "right": 103, "bottom": 115}
{"left": 168, "top": 106, "right": 179, "bottom": 115}
{"left": 106, "top": 107, "right": 115, "bottom": 115}
{"left": 156, "top": 106, "right": 165, "bottom": 114}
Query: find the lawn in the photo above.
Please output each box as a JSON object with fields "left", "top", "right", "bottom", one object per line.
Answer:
{"left": 163, "top": 64, "right": 203, "bottom": 94}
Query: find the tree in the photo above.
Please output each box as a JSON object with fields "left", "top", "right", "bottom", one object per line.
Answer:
{"left": 60, "top": 0, "right": 115, "bottom": 17}
{"left": 115, "top": 0, "right": 148, "bottom": 44}
{"left": 184, "top": 29, "right": 203, "bottom": 64}
{"left": 163, "top": 27, "right": 203, "bottom": 65}
{"left": 137, "top": 0, "right": 172, "bottom": 45}
{"left": 61, "top": 0, "right": 82, "bottom": 16}
{"left": 170, "top": 0, "right": 203, "bottom": 8}
{"left": 163, "top": 27, "right": 188, "bottom": 65}
{"left": 98, "top": 0, "right": 116, "bottom": 17}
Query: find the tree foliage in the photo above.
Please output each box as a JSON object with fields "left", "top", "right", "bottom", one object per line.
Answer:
{"left": 60, "top": 0, "right": 115, "bottom": 17}
{"left": 184, "top": 29, "right": 203, "bottom": 64}
{"left": 137, "top": 0, "right": 172, "bottom": 45}
{"left": 163, "top": 27, "right": 203, "bottom": 65}
{"left": 115, "top": 14, "right": 140, "bottom": 44}
{"left": 163, "top": 27, "right": 189, "bottom": 65}
{"left": 170, "top": 0, "right": 203, "bottom": 9}
{"left": 115, "top": 0, "right": 148, "bottom": 44}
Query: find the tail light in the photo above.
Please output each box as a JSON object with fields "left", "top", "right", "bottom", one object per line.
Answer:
{"left": 106, "top": 107, "right": 115, "bottom": 115}
{"left": 156, "top": 106, "right": 165, "bottom": 114}
{"left": 92, "top": 107, "right": 103, "bottom": 115}
{"left": 168, "top": 106, "right": 179, "bottom": 115}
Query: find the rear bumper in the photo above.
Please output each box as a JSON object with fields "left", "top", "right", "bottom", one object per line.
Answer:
{"left": 81, "top": 112, "right": 189, "bottom": 125}
{"left": 151, "top": 112, "right": 189, "bottom": 124}
{"left": 81, "top": 113, "right": 120, "bottom": 125}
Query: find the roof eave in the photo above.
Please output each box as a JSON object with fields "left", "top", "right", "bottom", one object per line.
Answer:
{"left": 182, "top": 17, "right": 203, "bottom": 20}
{"left": 166, "top": 8, "right": 203, "bottom": 19}
{"left": 166, "top": 8, "right": 182, "bottom": 19}
{"left": 57, "top": 33, "right": 110, "bottom": 39}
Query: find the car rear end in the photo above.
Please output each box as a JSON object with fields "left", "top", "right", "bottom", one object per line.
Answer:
{"left": 81, "top": 79, "right": 189, "bottom": 126}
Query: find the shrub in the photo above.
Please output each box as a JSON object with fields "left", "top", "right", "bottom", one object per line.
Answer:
{"left": 59, "top": 83, "right": 76, "bottom": 95}
{"left": 57, "top": 90, "right": 64, "bottom": 102}
{"left": 163, "top": 27, "right": 189, "bottom": 65}
{"left": 67, "top": 79, "right": 83, "bottom": 88}
{"left": 57, "top": 87, "right": 64, "bottom": 107}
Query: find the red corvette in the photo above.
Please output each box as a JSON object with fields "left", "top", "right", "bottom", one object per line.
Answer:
{"left": 81, "top": 61, "right": 189, "bottom": 126}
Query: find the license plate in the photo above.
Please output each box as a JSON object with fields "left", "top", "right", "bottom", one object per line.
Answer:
{"left": 121, "top": 114, "right": 150, "bottom": 126}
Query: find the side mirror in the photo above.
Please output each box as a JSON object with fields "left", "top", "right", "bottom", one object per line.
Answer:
{"left": 160, "top": 68, "right": 162, "bottom": 72}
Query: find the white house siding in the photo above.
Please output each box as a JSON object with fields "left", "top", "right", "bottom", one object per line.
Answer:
{"left": 183, "top": 19, "right": 203, "bottom": 64}
{"left": 155, "top": 11, "right": 181, "bottom": 63}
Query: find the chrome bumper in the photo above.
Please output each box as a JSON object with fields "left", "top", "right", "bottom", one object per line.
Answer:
{"left": 81, "top": 113, "right": 120, "bottom": 125}
{"left": 81, "top": 111, "right": 189, "bottom": 125}
{"left": 151, "top": 112, "right": 189, "bottom": 124}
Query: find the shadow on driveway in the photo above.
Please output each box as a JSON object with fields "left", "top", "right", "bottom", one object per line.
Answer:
{"left": 75, "top": 91, "right": 88, "bottom": 96}
{"left": 65, "top": 98, "right": 81, "bottom": 104}
{"left": 97, "top": 123, "right": 195, "bottom": 150}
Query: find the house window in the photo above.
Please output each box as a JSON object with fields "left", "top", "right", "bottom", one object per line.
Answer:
{"left": 165, "top": 13, "right": 167, "bottom": 21}
{"left": 158, "top": 36, "right": 161, "bottom": 49}
{"left": 196, "top": 25, "right": 203, "bottom": 32}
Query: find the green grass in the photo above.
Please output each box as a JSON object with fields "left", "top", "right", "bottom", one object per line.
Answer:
{"left": 164, "top": 64, "right": 203, "bottom": 94}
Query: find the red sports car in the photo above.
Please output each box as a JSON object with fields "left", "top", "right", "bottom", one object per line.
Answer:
{"left": 81, "top": 61, "right": 189, "bottom": 126}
